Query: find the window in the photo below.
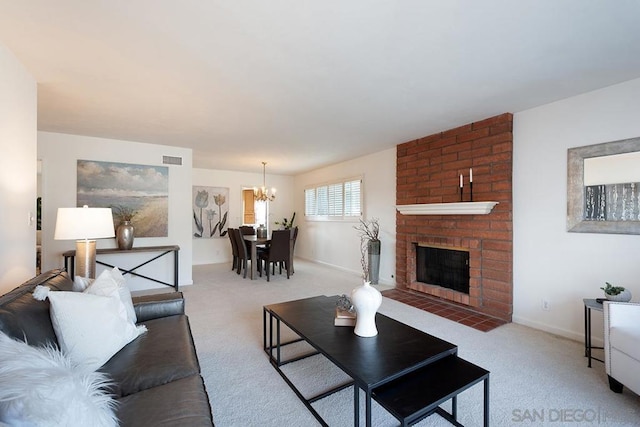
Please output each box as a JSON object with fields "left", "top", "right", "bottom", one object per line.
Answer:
{"left": 305, "top": 177, "right": 362, "bottom": 220}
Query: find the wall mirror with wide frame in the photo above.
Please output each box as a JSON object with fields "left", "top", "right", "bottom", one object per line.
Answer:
{"left": 567, "top": 136, "right": 640, "bottom": 234}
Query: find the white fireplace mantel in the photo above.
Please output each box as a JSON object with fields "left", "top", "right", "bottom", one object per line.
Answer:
{"left": 396, "top": 201, "right": 499, "bottom": 215}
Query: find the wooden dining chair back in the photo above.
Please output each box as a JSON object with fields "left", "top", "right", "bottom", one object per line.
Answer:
{"left": 291, "top": 227, "right": 298, "bottom": 273}
{"left": 259, "top": 229, "right": 291, "bottom": 281}
{"left": 231, "top": 228, "right": 250, "bottom": 278}
{"left": 277, "top": 227, "right": 297, "bottom": 274}
{"left": 239, "top": 226, "right": 256, "bottom": 235}
{"left": 227, "top": 228, "right": 239, "bottom": 271}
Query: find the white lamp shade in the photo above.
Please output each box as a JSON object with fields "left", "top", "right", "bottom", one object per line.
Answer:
{"left": 54, "top": 206, "right": 115, "bottom": 240}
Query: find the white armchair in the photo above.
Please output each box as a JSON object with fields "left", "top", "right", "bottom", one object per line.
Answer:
{"left": 603, "top": 301, "right": 640, "bottom": 394}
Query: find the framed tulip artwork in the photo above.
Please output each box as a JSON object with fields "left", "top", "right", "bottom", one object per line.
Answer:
{"left": 193, "top": 186, "right": 229, "bottom": 238}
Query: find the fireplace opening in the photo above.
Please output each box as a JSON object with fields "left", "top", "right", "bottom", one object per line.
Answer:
{"left": 416, "top": 245, "right": 470, "bottom": 294}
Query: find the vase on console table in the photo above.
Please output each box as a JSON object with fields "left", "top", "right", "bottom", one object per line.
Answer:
{"left": 351, "top": 281, "right": 382, "bottom": 337}
{"left": 116, "top": 220, "right": 134, "bottom": 250}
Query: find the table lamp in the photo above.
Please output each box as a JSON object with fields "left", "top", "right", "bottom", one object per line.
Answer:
{"left": 54, "top": 205, "right": 115, "bottom": 278}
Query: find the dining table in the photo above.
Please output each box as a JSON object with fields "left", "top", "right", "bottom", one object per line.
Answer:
{"left": 242, "top": 235, "right": 270, "bottom": 280}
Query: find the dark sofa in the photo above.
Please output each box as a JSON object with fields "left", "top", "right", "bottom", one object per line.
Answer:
{"left": 0, "top": 269, "right": 214, "bottom": 426}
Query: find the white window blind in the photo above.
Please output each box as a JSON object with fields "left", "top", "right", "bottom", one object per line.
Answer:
{"left": 317, "top": 186, "right": 328, "bottom": 215}
{"left": 327, "top": 183, "right": 343, "bottom": 216}
{"left": 304, "top": 177, "right": 362, "bottom": 220}
{"left": 304, "top": 188, "right": 316, "bottom": 216}
{"left": 344, "top": 179, "right": 361, "bottom": 217}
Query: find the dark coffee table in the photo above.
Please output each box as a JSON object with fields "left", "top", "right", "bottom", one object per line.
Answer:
{"left": 263, "top": 295, "right": 458, "bottom": 426}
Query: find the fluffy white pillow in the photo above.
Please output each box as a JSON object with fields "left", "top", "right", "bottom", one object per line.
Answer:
{"left": 40, "top": 288, "right": 146, "bottom": 371}
{"left": 84, "top": 268, "right": 137, "bottom": 324}
{"left": 0, "top": 332, "right": 117, "bottom": 427}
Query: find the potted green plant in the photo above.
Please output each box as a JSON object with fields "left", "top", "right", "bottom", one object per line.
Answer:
{"left": 275, "top": 212, "right": 296, "bottom": 230}
{"left": 600, "top": 282, "right": 632, "bottom": 302}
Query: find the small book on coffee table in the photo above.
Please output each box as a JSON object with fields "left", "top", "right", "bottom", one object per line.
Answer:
{"left": 335, "top": 307, "right": 356, "bottom": 326}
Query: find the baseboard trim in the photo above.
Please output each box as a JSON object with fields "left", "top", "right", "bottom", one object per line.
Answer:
{"left": 295, "top": 256, "right": 395, "bottom": 286}
{"left": 512, "top": 315, "right": 597, "bottom": 344}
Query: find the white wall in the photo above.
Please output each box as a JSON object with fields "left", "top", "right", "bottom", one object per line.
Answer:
{"left": 192, "top": 168, "right": 294, "bottom": 265}
{"left": 38, "top": 132, "right": 193, "bottom": 291}
{"left": 0, "top": 45, "right": 37, "bottom": 294}
{"left": 513, "top": 77, "right": 640, "bottom": 341}
{"left": 294, "top": 148, "right": 396, "bottom": 285}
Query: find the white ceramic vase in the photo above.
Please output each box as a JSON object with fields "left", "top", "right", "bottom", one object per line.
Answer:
{"left": 351, "top": 281, "right": 382, "bottom": 337}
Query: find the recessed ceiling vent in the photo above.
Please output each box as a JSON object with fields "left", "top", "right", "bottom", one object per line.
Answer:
{"left": 162, "top": 155, "right": 182, "bottom": 165}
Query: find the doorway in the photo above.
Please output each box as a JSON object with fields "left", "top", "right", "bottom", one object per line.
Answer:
{"left": 36, "top": 159, "right": 42, "bottom": 274}
{"left": 242, "top": 188, "right": 268, "bottom": 227}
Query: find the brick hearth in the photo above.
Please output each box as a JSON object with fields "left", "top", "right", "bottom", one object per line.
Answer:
{"left": 396, "top": 113, "right": 513, "bottom": 321}
{"left": 382, "top": 289, "right": 507, "bottom": 332}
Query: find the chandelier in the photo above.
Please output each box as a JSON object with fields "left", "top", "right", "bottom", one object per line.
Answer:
{"left": 254, "top": 161, "right": 276, "bottom": 202}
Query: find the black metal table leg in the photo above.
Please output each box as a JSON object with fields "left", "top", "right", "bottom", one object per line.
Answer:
{"left": 276, "top": 316, "right": 281, "bottom": 366}
{"left": 586, "top": 305, "right": 592, "bottom": 368}
{"left": 263, "top": 308, "right": 267, "bottom": 352}
{"left": 270, "top": 312, "right": 275, "bottom": 363}
{"left": 174, "top": 249, "right": 179, "bottom": 291}
{"left": 484, "top": 376, "right": 490, "bottom": 427}
{"left": 366, "top": 389, "right": 372, "bottom": 427}
{"left": 452, "top": 395, "right": 457, "bottom": 420}
{"left": 354, "top": 384, "right": 359, "bottom": 426}
{"left": 64, "top": 255, "right": 75, "bottom": 279}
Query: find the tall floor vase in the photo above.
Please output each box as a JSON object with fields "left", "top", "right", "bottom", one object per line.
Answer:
{"left": 351, "top": 281, "right": 382, "bottom": 337}
{"left": 368, "top": 239, "right": 381, "bottom": 284}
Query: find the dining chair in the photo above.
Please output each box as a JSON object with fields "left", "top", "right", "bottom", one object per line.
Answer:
{"left": 239, "top": 225, "right": 256, "bottom": 235}
{"left": 277, "top": 227, "right": 297, "bottom": 274}
{"left": 239, "top": 225, "right": 261, "bottom": 256}
{"left": 227, "top": 228, "right": 239, "bottom": 271}
{"left": 231, "top": 228, "right": 251, "bottom": 278}
{"left": 291, "top": 226, "right": 298, "bottom": 274}
{"left": 259, "top": 229, "right": 291, "bottom": 281}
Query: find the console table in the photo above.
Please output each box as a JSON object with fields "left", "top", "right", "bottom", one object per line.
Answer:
{"left": 63, "top": 245, "right": 180, "bottom": 291}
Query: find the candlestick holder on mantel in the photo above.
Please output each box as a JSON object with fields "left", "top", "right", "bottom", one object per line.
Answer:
{"left": 460, "top": 183, "right": 474, "bottom": 202}
{"left": 396, "top": 201, "right": 499, "bottom": 216}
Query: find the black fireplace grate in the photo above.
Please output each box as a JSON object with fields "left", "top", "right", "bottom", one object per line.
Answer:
{"left": 416, "top": 246, "right": 470, "bottom": 294}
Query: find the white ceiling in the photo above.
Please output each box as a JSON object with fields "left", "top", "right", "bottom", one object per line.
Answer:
{"left": 2, "top": 1, "right": 640, "bottom": 175}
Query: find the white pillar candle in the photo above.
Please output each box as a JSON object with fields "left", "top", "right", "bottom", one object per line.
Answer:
{"left": 470, "top": 168, "right": 473, "bottom": 183}
{"left": 460, "top": 174, "right": 463, "bottom": 188}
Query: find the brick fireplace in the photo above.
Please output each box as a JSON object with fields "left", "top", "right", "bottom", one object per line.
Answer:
{"left": 396, "top": 113, "right": 513, "bottom": 321}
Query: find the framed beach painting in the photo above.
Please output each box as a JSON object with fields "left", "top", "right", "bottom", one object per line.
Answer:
{"left": 77, "top": 160, "right": 169, "bottom": 237}
{"left": 193, "top": 186, "right": 229, "bottom": 238}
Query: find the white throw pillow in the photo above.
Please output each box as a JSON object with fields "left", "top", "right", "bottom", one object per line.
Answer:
{"left": 85, "top": 268, "right": 137, "bottom": 324}
{"left": 45, "top": 289, "right": 146, "bottom": 371}
{"left": 0, "top": 332, "right": 117, "bottom": 427}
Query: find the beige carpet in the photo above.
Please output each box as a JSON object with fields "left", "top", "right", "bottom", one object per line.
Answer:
{"left": 183, "top": 260, "right": 640, "bottom": 426}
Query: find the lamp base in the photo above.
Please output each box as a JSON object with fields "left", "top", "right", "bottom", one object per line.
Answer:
{"left": 76, "top": 240, "right": 97, "bottom": 279}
